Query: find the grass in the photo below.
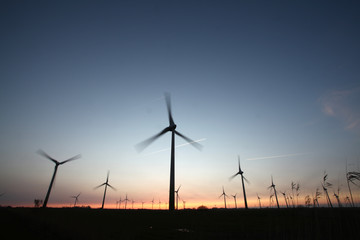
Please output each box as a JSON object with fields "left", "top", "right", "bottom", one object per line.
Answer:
{"left": 1, "top": 207, "right": 360, "bottom": 239}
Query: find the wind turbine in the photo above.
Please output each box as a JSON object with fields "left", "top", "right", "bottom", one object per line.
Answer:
{"left": 118, "top": 197, "right": 122, "bottom": 209}
{"left": 175, "top": 185, "right": 181, "bottom": 210}
{"left": 94, "top": 171, "right": 116, "bottom": 209}
{"left": 37, "top": 149, "right": 81, "bottom": 208}
{"left": 268, "top": 176, "right": 280, "bottom": 208}
{"left": 151, "top": 198, "right": 154, "bottom": 210}
{"left": 257, "top": 193, "right": 262, "bottom": 209}
{"left": 136, "top": 93, "right": 203, "bottom": 211}
{"left": 70, "top": 193, "right": 81, "bottom": 207}
{"left": 219, "top": 186, "right": 229, "bottom": 209}
{"left": 131, "top": 199, "right": 135, "bottom": 209}
{"left": 229, "top": 156, "right": 249, "bottom": 209}
{"left": 231, "top": 193, "right": 238, "bottom": 209}
{"left": 124, "top": 194, "right": 129, "bottom": 209}
{"left": 183, "top": 200, "right": 186, "bottom": 209}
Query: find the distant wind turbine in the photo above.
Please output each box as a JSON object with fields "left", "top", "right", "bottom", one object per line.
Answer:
{"left": 37, "top": 149, "right": 81, "bottom": 208}
{"left": 257, "top": 193, "right": 262, "bottom": 208}
{"left": 131, "top": 199, "right": 135, "bottom": 209}
{"left": 219, "top": 186, "right": 229, "bottom": 209}
{"left": 183, "top": 200, "right": 186, "bottom": 209}
{"left": 268, "top": 176, "right": 280, "bottom": 209}
{"left": 118, "top": 197, "right": 122, "bottom": 209}
{"left": 151, "top": 198, "right": 154, "bottom": 210}
{"left": 175, "top": 185, "right": 181, "bottom": 210}
{"left": 70, "top": 193, "right": 81, "bottom": 207}
{"left": 124, "top": 194, "right": 129, "bottom": 209}
{"left": 231, "top": 193, "right": 238, "bottom": 209}
{"left": 136, "top": 93, "right": 203, "bottom": 210}
{"left": 94, "top": 171, "right": 116, "bottom": 209}
{"left": 229, "top": 156, "right": 249, "bottom": 209}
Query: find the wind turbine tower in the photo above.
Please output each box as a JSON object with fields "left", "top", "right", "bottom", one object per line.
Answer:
{"left": 136, "top": 93, "right": 202, "bottom": 210}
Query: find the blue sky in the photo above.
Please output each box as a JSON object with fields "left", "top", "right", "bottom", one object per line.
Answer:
{"left": 1, "top": 0, "right": 359, "bottom": 208}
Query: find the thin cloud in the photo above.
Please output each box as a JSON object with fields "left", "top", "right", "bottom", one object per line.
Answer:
{"left": 143, "top": 138, "right": 207, "bottom": 156}
{"left": 246, "top": 153, "right": 308, "bottom": 161}
{"left": 319, "top": 88, "right": 360, "bottom": 133}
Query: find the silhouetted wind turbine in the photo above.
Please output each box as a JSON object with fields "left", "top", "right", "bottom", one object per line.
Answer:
{"left": 70, "top": 193, "right": 81, "bottom": 207}
{"left": 219, "top": 186, "right": 229, "bottom": 209}
{"left": 124, "top": 194, "right": 129, "bottom": 209}
{"left": 183, "top": 200, "right": 186, "bottom": 209}
{"left": 119, "top": 197, "right": 122, "bottom": 209}
{"left": 136, "top": 93, "right": 203, "bottom": 211}
{"left": 229, "top": 156, "right": 249, "bottom": 209}
{"left": 257, "top": 193, "right": 262, "bottom": 208}
{"left": 231, "top": 193, "right": 238, "bottom": 209}
{"left": 37, "top": 149, "right": 81, "bottom": 208}
{"left": 175, "top": 185, "right": 181, "bottom": 210}
{"left": 94, "top": 171, "right": 116, "bottom": 209}
{"left": 151, "top": 198, "right": 154, "bottom": 210}
{"left": 131, "top": 199, "right": 135, "bottom": 209}
{"left": 268, "top": 176, "right": 280, "bottom": 208}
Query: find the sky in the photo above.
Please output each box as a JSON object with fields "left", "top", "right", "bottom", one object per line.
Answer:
{"left": 1, "top": 0, "right": 360, "bottom": 209}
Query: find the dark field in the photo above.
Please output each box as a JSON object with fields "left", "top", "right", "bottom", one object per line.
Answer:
{"left": 1, "top": 207, "right": 359, "bottom": 240}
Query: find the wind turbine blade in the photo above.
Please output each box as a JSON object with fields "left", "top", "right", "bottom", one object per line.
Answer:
{"left": 238, "top": 155, "right": 242, "bottom": 172}
{"left": 135, "top": 127, "right": 170, "bottom": 152}
{"left": 229, "top": 173, "right": 239, "bottom": 181}
{"left": 165, "top": 92, "right": 175, "bottom": 126}
{"left": 94, "top": 183, "right": 106, "bottom": 189}
{"left": 174, "top": 130, "right": 203, "bottom": 151}
{"left": 107, "top": 184, "right": 116, "bottom": 191}
{"left": 37, "top": 149, "right": 58, "bottom": 164}
{"left": 243, "top": 176, "right": 250, "bottom": 184}
{"left": 60, "top": 154, "right": 81, "bottom": 165}
{"left": 176, "top": 185, "right": 181, "bottom": 192}
{"left": 106, "top": 171, "right": 110, "bottom": 183}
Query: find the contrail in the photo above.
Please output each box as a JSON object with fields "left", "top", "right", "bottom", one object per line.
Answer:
{"left": 246, "top": 153, "right": 308, "bottom": 161}
{"left": 143, "top": 138, "right": 206, "bottom": 156}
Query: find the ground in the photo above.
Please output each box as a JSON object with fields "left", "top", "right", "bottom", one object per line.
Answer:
{"left": 1, "top": 207, "right": 359, "bottom": 239}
